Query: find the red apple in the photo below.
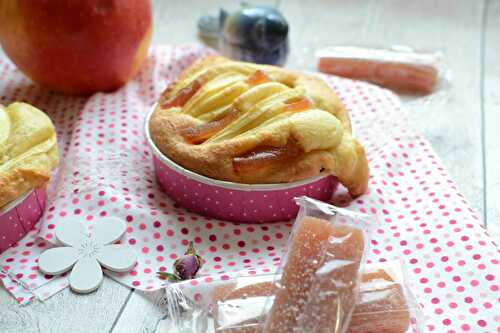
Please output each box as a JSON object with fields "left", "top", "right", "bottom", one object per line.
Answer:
{"left": 0, "top": 0, "right": 152, "bottom": 95}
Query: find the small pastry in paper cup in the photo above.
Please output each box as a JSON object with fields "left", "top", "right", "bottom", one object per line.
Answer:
{"left": 0, "top": 103, "right": 59, "bottom": 253}
{"left": 146, "top": 56, "right": 369, "bottom": 223}
{"left": 146, "top": 107, "right": 337, "bottom": 223}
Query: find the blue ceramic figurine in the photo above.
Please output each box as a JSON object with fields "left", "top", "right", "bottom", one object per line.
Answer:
{"left": 198, "top": 4, "right": 289, "bottom": 66}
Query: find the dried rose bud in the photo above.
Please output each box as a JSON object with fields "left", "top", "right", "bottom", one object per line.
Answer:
{"left": 174, "top": 254, "right": 200, "bottom": 279}
{"left": 157, "top": 241, "right": 204, "bottom": 282}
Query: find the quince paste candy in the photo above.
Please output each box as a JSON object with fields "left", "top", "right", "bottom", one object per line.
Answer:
{"left": 211, "top": 265, "right": 411, "bottom": 333}
{"left": 264, "top": 216, "right": 365, "bottom": 333}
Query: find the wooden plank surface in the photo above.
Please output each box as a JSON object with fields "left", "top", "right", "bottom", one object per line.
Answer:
{"left": 0, "top": 1, "right": 497, "bottom": 332}
{"left": 484, "top": 0, "right": 500, "bottom": 241}
{"left": 0, "top": 277, "right": 131, "bottom": 333}
{"left": 111, "top": 290, "right": 166, "bottom": 333}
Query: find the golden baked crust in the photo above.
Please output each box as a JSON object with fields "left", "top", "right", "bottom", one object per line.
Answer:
{"left": 0, "top": 103, "right": 59, "bottom": 208}
{"left": 150, "top": 56, "right": 368, "bottom": 196}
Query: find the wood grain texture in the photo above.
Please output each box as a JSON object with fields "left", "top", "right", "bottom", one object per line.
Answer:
{"left": 111, "top": 290, "right": 166, "bottom": 333}
{"left": 484, "top": 0, "right": 500, "bottom": 241}
{"left": 0, "top": 277, "right": 131, "bottom": 333}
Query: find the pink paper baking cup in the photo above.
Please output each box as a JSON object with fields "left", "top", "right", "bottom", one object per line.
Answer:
{"left": 145, "top": 106, "right": 338, "bottom": 223}
{"left": 0, "top": 189, "right": 46, "bottom": 254}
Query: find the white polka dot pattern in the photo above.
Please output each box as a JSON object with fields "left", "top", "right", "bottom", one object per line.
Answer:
{"left": 152, "top": 155, "right": 338, "bottom": 223}
{"left": 0, "top": 189, "right": 46, "bottom": 254}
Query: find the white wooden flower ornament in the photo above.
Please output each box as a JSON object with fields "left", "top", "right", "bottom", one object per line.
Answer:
{"left": 39, "top": 218, "right": 137, "bottom": 294}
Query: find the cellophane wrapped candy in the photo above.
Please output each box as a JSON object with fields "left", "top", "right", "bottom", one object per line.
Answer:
{"left": 262, "top": 196, "right": 372, "bottom": 333}
{"left": 162, "top": 262, "right": 421, "bottom": 332}
{"left": 316, "top": 46, "right": 445, "bottom": 95}
{"left": 162, "top": 197, "right": 422, "bottom": 333}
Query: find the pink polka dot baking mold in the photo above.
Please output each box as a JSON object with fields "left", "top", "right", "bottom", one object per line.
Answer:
{"left": 145, "top": 105, "right": 338, "bottom": 223}
{"left": 0, "top": 188, "right": 47, "bottom": 254}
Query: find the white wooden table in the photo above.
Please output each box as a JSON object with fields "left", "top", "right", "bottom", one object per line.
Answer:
{"left": 1, "top": 1, "right": 498, "bottom": 332}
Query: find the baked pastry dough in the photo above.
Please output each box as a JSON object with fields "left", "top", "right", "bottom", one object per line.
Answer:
{"left": 150, "top": 56, "right": 368, "bottom": 196}
{"left": 0, "top": 103, "right": 59, "bottom": 208}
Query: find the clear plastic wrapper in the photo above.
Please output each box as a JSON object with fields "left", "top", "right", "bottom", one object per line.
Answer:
{"left": 316, "top": 46, "right": 448, "bottom": 96}
{"left": 161, "top": 261, "right": 422, "bottom": 333}
{"left": 263, "top": 196, "right": 373, "bottom": 333}
{"left": 160, "top": 197, "right": 422, "bottom": 333}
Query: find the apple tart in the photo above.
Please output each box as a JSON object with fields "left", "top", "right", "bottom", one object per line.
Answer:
{"left": 150, "top": 56, "right": 368, "bottom": 196}
{"left": 0, "top": 103, "right": 59, "bottom": 208}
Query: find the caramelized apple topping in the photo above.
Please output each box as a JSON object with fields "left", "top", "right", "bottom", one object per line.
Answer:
{"left": 181, "top": 108, "right": 241, "bottom": 144}
{"left": 233, "top": 139, "right": 303, "bottom": 173}
{"left": 247, "top": 70, "right": 272, "bottom": 86}
{"left": 161, "top": 79, "right": 202, "bottom": 109}
{"left": 283, "top": 98, "right": 313, "bottom": 113}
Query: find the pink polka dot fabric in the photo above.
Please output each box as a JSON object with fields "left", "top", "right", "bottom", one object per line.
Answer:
{"left": 0, "top": 45, "right": 498, "bottom": 331}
